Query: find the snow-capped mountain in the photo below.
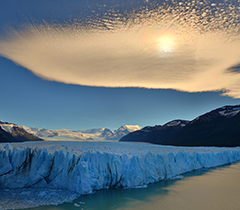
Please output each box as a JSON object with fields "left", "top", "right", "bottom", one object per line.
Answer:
{"left": 101, "top": 125, "right": 142, "bottom": 140}
{"left": 164, "top": 104, "right": 240, "bottom": 147}
{"left": 191, "top": 104, "right": 240, "bottom": 123}
{"left": 22, "top": 125, "right": 141, "bottom": 141}
{"left": 0, "top": 121, "right": 43, "bottom": 143}
{"left": 120, "top": 104, "right": 240, "bottom": 147}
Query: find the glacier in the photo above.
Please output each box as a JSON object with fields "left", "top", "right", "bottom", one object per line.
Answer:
{"left": 1, "top": 141, "right": 240, "bottom": 208}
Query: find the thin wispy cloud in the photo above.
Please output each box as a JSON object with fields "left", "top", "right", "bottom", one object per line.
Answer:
{"left": 1, "top": 0, "right": 240, "bottom": 97}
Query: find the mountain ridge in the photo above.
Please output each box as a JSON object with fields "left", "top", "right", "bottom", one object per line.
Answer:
{"left": 0, "top": 121, "right": 43, "bottom": 143}
{"left": 22, "top": 125, "right": 141, "bottom": 141}
{"left": 159, "top": 104, "right": 240, "bottom": 147}
{"left": 2, "top": 104, "right": 240, "bottom": 145}
{"left": 120, "top": 120, "right": 189, "bottom": 143}
{"left": 120, "top": 104, "right": 240, "bottom": 147}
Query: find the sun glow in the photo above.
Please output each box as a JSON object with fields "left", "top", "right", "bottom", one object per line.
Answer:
{"left": 157, "top": 34, "right": 176, "bottom": 54}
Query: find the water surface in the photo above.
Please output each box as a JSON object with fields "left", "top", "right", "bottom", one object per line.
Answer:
{"left": 26, "top": 162, "right": 240, "bottom": 210}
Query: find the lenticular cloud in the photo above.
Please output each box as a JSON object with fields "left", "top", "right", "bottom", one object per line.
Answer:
{"left": 1, "top": 0, "right": 240, "bottom": 98}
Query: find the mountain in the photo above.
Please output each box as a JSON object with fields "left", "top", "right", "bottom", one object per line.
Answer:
{"left": 102, "top": 125, "right": 142, "bottom": 140}
{"left": 141, "top": 120, "right": 189, "bottom": 144}
{"left": 0, "top": 121, "right": 43, "bottom": 143}
{"left": 159, "top": 105, "right": 240, "bottom": 147}
{"left": 23, "top": 125, "right": 141, "bottom": 141}
{"left": 120, "top": 105, "right": 240, "bottom": 147}
{"left": 119, "top": 120, "right": 189, "bottom": 143}
{"left": 119, "top": 125, "right": 162, "bottom": 142}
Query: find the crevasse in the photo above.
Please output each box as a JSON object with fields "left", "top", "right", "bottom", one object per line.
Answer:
{"left": 0, "top": 141, "right": 240, "bottom": 195}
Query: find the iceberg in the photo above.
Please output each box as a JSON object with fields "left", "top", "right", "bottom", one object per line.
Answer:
{"left": 0, "top": 141, "right": 240, "bottom": 208}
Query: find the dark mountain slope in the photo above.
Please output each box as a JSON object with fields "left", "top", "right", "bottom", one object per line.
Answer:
{"left": 120, "top": 105, "right": 240, "bottom": 147}
{"left": 0, "top": 121, "right": 43, "bottom": 143}
{"left": 119, "top": 125, "right": 162, "bottom": 142}
{"left": 159, "top": 105, "right": 240, "bottom": 147}
{"left": 120, "top": 120, "right": 189, "bottom": 143}
{"left": 141, "top": 120, "right": 189, "bottom": 144}
{"left": 0, "top": 126, "right": 20, "bottom": 142}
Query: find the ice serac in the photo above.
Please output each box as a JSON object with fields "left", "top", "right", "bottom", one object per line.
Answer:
{"left": 0, "top": 142, "right": 240, "bottom": 195}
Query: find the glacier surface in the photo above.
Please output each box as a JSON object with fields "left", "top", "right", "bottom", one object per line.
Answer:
{"left": 1, "top": 141, "right": 240, "bottom": 208}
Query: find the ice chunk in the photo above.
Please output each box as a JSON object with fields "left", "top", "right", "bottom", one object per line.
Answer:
{"left": 0, "top": 188, "right": 79, "bottom": 209}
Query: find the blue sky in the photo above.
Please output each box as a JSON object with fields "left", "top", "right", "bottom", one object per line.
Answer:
{"left": 1, "top": 0, "right": 240, "bottom": 131}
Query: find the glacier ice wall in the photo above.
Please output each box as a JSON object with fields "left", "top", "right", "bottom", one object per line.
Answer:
{"left": 0, "top": 141, "right": 240, "bottom": 195}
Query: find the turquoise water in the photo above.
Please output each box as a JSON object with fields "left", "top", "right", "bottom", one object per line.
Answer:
{"left": 24, "top": 162, "right": 240, "bottom": 210}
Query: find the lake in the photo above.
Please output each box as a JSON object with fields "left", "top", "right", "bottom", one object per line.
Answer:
{"left": 18, "top": 162, "right": 240, "bottom": 210}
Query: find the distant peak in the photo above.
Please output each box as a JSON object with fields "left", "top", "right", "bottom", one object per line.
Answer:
{"left": 117, "top": 125, "right": 141, "bottom": 132}
{"left": 218, "top": 105, "right": 240, "bottom": 117}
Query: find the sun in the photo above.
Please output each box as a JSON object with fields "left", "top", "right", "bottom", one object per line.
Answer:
{"left": 157, "top": 34, "right": 176, "bottom": 54}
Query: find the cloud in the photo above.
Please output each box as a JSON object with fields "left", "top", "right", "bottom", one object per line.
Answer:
{"left": 1, "top": 1, "right": 240, "bottom": 98}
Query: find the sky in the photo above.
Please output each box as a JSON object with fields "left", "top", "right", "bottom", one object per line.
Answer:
{"left": 1, "top": 0, "right": 240, "bottom": 131}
